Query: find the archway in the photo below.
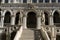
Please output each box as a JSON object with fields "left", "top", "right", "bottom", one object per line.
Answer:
{"left": 4, "top": 11, "right": 11, "bottom": 26}
{"left": 53, "top": 11, "right": 60, "bottom": 26}
{"left": 5, "top": 0, "right": 8, "bottom": 3}
{"left": 44, "top": 12, "right": 49, "bottom": 25}
{"left": 15, "top": 12, "right": 20, "bottom": 25}
{"left": 27, "top": 12, "right": 37, "bottom": 28}
{"left": 56, "top": 35, "right": 60, "bottom": 40}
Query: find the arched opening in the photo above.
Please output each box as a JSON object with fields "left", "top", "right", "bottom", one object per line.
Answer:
{"left": 4, "top": 11, "right": 11, "bottom": 26}
{"left": 44, "top": 12, "right": 49, "bottom": 25}
{"left": 27, "top": 12, "right": 37, "bottom": 28}
{"left": 53, "top": 11, "right": 60, "bottom": 26}
{"left": 5, "top": 0, "right": 8, "bottom": 3}
{"left": 15, "top": 12, "right": 20, "bottom": 25}
{"left": 56, "top": 35, "right": 60, "bottom": 40}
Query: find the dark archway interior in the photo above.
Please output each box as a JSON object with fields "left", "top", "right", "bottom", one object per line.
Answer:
{"left": 0, "top": 0, "right": 2, "bottom": 3}
{"left": 27, "top": 12, "right": 37, "bottom": 28}
{"left": 5, "top": 0, "right": 8, "bottom": 3}
{"left": 53, "top": 11, "right": 60, "bottom": 26}
{"left": 44, "top": 12, "right": 49, "bottom": 25}
{"left": 15, "top": 12, "right": 20, "bottom": 25}
{"left": 56, "top": 35, "right": 60, "bottom": 40}
{"left": 4, "top": 11, "right": 11, "bottom": 25}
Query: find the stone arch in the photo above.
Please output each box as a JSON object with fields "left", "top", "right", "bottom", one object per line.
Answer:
{"left": 15, "top": 12, "right": 20, "bottom": 25}
{"left": 44, "top": 11, "right": 49, "bottom": 25}
{"left": 27, "top": 11, "right": 37, "bottom": 28}
{"left": 4, "top": 11, "right": 11, "bottom": 26}
{"left": 3, "top": 10, "right": 12, "bottom": 16}
{"left": 53, "top": 11, "right": 60, "bottom": 26}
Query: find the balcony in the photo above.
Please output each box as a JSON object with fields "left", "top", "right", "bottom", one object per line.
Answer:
{"left": 0, "top": 3, "right": 60, "bottom": 9}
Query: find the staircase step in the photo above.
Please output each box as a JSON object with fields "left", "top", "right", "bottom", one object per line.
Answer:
{"left": 20, "top": 29, "right": 34, "bottom": 40}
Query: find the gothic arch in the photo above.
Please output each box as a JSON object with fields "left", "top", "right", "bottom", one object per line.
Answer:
{"left": 44, "top": 11, "right": 49, "bottom": 25}
{"left": 53, "top": 11, "right": 60, "bottom": 26}
{"left": 4, "top": 11, "right": 11, "bottom": 26}
{"left": 3, "top": 10, "right": 13, "bottom": 16}
{"left": 15, "top": 12, "right": 20, "bottom": 25}
{"left": 27, "top": 12, "right": 37, "bottom": 28}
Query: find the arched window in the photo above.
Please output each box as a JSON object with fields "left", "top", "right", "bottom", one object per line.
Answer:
{"left": 23, "top": 0, "right": 27, "bottom": 3}
{"left": 32, "top": 0, "right": 37, "bottom": 3}
{"left": 5, "top": 0, "right": 8, "bottom": 3}
{"left": 27, "top": 12, "right": 37, "bottom": 28}
{"left": 52, "top": 0, "right": 56, "bottom": 3}
{"left": 53, "top": 11, "right": 60, "bottom": 26}
{"left": 45, "top": 0, "right": 49, "bottom": 3}
{"left": 39, "top": 0, "right": 43, "bottom": 3}
{"left": 58, "top": 0, "right": 60, "bottom": 2}
{"left": 4, "top": 11, "right": 11, "bottom": 26}
{"left": 44, "top": 12, "right": 49, "bottom": 25}
{"left": 0, "top": 0, "right": 2, "bottom": 3}
{"left": 15, "top": 12, "right": 20, "bottom": 25}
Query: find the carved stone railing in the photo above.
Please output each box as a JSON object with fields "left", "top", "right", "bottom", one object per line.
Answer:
{"left": 0, "top": 3, "right": 60, "bottom": 9}
{"left": 56, "top": 27, "right": 60, "bottom": 35}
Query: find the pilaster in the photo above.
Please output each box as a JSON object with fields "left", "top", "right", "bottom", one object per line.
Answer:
{"left": 49, "top": 10, "right": 54, "bottom": 25}
{"left": 37, "top": 10, "right": 42, "bottom": 29}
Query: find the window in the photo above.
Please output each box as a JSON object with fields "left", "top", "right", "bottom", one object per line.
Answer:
{"left": 39, "top": 0, "right": 43, "bottom": 2}
{"left": 32, "top": 0, "right": 37, "bottom": 3}
{"left": 45, "top": 0, "right": 49, "bottom": 3}
{"left": 5, "top": 0, "right": 8, "bottom": 3}
{"left": 23, "top": 0, "right": 27, "bottom": 3}
{"left": 58, "top": 0, "right": 60, "bottom": 2}
{"left": 52, "top": 0, "right": 56, "bottom": 2}
{"left": 0, "top": 0, "right": 2, "bottom": 3}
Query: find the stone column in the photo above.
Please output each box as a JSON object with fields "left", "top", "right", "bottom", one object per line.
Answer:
{"left": 11, "top": 15, "right": 15, "bottom": 25}
{"left": 8, "top": 0, "right": 11, "bottom": 3}
{"left": 50, "top": 0, "right": 51, "bottom": 3}
{"left": 37, "top": 0, "right": 39, "bottom": 3}
{"left": 37, "top": 15, "right": 41, "bottom": 29}
{"left": 56, "top": 0, "right": 58, "bottom": 3}
{"left": 2, "top": 0, "right": 5, "bottom": 3}
{"left": 21, "top": 0, "right": 23, "bottom": 3}
{"left": 20, "top": 11, "right": 23, "bottom": 25}
{"left": 49, "top": 11, "right": 54, "bottom": 25}
{"left": 23, "top": 14, "right": 27, "bottom": 29}
{"left": 1, "top": 11, "right": 4, "bottom": 27}
{"left": 51, "top": 27, "right": 56, "bottom": 40}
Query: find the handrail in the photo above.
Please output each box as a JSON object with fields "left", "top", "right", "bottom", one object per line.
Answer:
{"left": 41, "top": 26, "right": 50, "bottom": 40}
{"left": 14, "top": 26, "right": 23, "bottom": 40}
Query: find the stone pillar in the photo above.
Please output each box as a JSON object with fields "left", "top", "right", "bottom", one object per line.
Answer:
{"left": 51, "top": 27, "right": 56, "bottom": 40}
{"left": 50, "top": 0, "right": 51, "bottom": 3}
{"left": 11, "top": 15, "right": 15, "bottom": 25}
{"left": 49, "top": 11, "right": 54, "bottom": 25}
{"left": 37, "top": 0, "right": 39, "bottom": 3}
{"left": 21, "top": 0, "right": 23, "bottom": 3}
{"left": 37, "top": 15, "right": 41, "bottom": 29}
{"left": 20, "top": 11, "right": 23, "bottom": 25}
{"left": 2, "top": 0, "right": 5, "bottom": 3}
{"left": 56, "top": 0, "right": 58, "bottom": 3}
{"left": 43, "top": 0, "right": 45, "bottom": 3}
{"left": 23, "top": 14, "right": 27, "bottom": 29}
{"left": 8, "top": 0, "right": 11, "bottom": 3}
{"left": 14, "top": 0, "right": 17, "bottom": 3}
{"left": 1, "top": 11, "right": 4, "bottom": 27}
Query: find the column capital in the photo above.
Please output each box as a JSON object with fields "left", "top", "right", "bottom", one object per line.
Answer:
{"left": 11, "top": 15, "right": 15, "bottom": 17}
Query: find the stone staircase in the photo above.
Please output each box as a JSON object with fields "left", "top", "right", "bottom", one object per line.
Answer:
{"left": 20, "top": 29, "right": 34, "bottom": 40}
